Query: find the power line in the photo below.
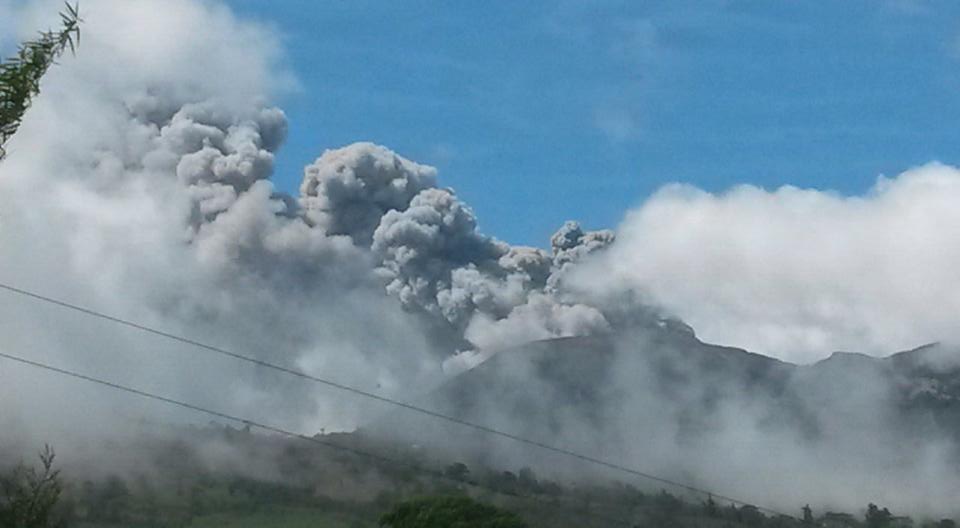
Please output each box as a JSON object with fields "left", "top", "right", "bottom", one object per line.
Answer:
{"left": 0, "top": 280, "right": 794, "bottom": 519}
{"left": 0, "top": 349, "right": 641, "bottom": 527}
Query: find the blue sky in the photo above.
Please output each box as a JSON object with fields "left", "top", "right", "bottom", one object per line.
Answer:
{"left": 226, "top": 0, "right": 960, "bottom": 247}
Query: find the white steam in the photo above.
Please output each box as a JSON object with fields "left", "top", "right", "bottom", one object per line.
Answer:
{"left": 574, "top": 165, "right": 960, "bottom": 363}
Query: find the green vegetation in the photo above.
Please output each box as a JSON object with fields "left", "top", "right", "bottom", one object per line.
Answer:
{"left": 2, "top": 427, "right": 956, "bottom": 528}
{"left": 866, "top": 503, "right": 893, "bottom": 528}
{"left": 0, "top": 445, "right": 67, "bottom": 528}
{"left": 379, "top": 495, "right": 527, "bottom": 528}
{"left": 0, "top": 2, "right": 80, "bottom": 161}
{"left": 182, "top": 507, "right": 365, "bottom": 528}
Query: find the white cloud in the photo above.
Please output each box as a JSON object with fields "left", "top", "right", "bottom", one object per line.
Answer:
{"left": 573, "top": 162, "right": 960, "bottom": 363}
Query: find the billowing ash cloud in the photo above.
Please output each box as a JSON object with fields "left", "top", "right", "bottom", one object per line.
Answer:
{"left": 551, "top": 220, "right": 616, "bottom": 267}
{"left": 571, "top": 166, "right": 960, "bottom": 363}
{"left": 0, "top": 0, "right": 618, "bottom": 445}
{"left": 547, "top": 220, "right": 615, "bottom": 290}
{"left": 280, "top": 137, "right": 614, "bottom": 352}
{"left": 299, "top": 143, "right": 437, "bottom": 245}
{"left": 293, "top": 141, "right": 615, "bottom": 351}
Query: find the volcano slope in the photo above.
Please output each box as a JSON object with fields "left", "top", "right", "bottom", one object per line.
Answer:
{"left": 378, "top": 323, "right": 960, "bottom": 514}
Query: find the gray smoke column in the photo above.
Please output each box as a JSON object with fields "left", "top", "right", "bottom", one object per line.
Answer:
{"left": 291, "top": 141, "right": 617, "bottom": 352}
{"left": 547, "top": 220, "right": 615, "bottom": 290}
{"left": 299, "top": 143, "right": 437, "bottom": 245}
{"left": 0, "top": 0, "right": 622, "bottom": 449}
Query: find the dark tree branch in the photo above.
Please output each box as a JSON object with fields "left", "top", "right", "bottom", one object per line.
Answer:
{"left": 0, "top": 2, "right": 81, "bottom": 161}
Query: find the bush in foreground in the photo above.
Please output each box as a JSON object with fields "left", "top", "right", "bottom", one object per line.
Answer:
{"left": 380, "top": 495, "right": 527, "bottom": 528}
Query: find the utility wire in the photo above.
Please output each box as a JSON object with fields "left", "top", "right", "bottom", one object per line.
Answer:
{"left": 0, "top": 280, "right": 794, "bottom": 519}
{"left": 0, "top": 349, "right": 642, "bottom": 527}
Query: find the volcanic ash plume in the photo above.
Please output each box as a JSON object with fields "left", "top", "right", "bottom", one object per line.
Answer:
{"left": 0, "top": 0, "right": 623, "bottom": 442}
{"left": 299, "top": 143, "right": 616, "bottom": 351}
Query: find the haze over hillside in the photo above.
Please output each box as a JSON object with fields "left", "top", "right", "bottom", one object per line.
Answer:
{"left": 410, "top": 330, "right": 960, "bottom": 516}
{"left": 1, "top": 0, "right": 960, "bottom": 520}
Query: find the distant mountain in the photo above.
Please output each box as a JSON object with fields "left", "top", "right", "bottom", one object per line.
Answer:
{"left": 403, "top": 324, "right": 960, "bottom": 482}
